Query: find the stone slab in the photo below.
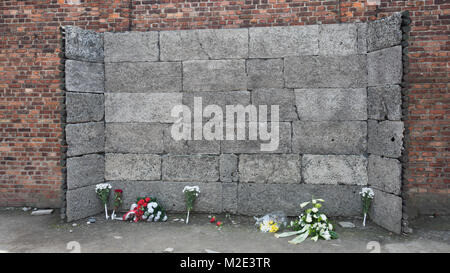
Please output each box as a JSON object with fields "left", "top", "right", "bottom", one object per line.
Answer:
{"left": 292, "top": 121, "right": 367, "bottom": 154}
{"left": 104, "top": 31, "right": 159, "bottom": 62}
{"left": 105, "top": 123, "right": 164, "bottom": 154}
{"left": 64, "top": 26, "right": 104, "bottom": 62}
{"left": 66, "top": 92, "right": 104, "bottom": 123}
{"left": 238, "top": 154, "right": 301, "bottom": 184}
{"left": 302, "top": 155, "right": 368, "bottom": 186}
{"left": 66, "top": 185, "right": 103, "bottom": 221}
{"left": 285, "top": 55, "right": 367, "bottom": 88}
{"left": 222, "top": 183, "right": 238, "bottom": 213}
{"left": 105, "top": 93, "right": 182, "bottom": 123}
{"left": 162, "top": 155, "right": 219, "bottom": 182}
{"left": 295, "top": 88, "right": 367, "bottom": 121}
{"left": 356, "top": 22, "right": 368, "bottom": 54}
{"left": 183, "top": 60, "right": 246, "bottom": 92}
{"left": 368, "top": 120, "right": 404, "bottom": 158}
{"left": 319, "top": 23, "right": 357, "bottom": 55}
{"left": 163, "top": 123, "right": 221, "bottom": 155}
{"left": 67, "top": 154, "right": 105, "bottom": 190}
{"left": 65, "top": 60, "right": 104, "bottom": 93}
{"left": 246, "top": 59, "right": 284, "bottom": 89}
{"left": 251, "top": 89, "right": 298, "bottom": 121}
{"left": 105, "top": 153, "right": 161, "bottom": 181}
{"left": 368, "top": 155, "right": 402, "bottom": 195}
{"left": 368, "top": 85, "right": 402, "bottom": 120}
{"left": 367, "top": 12, "right": 403, "bottom": 52}
{"left": 160, "top": 28, "right": 248, "bottom": 61}
{"left": 368, "top": 46, "right": 402, "bottom": 86}
{"left": 219, "top": 154, "right": 238, "bottom": 183}
{"left": 105, "top": 62, "right": 182, "bottom": 93}
{"left": 66, "top": 122, "right": 104, "bottom": 157}
{"left": 370, "top": 189, "right": 402, "bottom": 234}
{"left": 249, "top": 25, "right": 319, "bottom": 58}
{"left": 237, "top": 184, "right": 363, "bottom": 216}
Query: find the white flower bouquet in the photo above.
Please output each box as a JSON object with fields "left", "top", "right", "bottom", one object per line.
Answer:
{"left": 182, "top": 186, "right": 200, "bottom": 224}
{"left": 275, "top": 198, "right": 338, "bottom": 244}
{"left": 360, "top": 187, "right": 374, "bottom": 226}
{"left": 95, "top": 183, "right": 112, "bottom": 219}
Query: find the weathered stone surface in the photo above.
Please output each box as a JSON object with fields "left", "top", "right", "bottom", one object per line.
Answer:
{"left": 67, "top": 154, "right": 104, "bottom": 190}
{"left": 356, "top": 22, "right": 368, "bottom": 54}
{"left": 163, "top": 123, "right": 221, "bottom": 154}
{"left": 65, "top": 60, "right": 104, "bottom": 93}
{"left": 302, "top": 155, "right": 368, "bottom": 185}
{"left": 104, "top": 31, "right": 159, "bottom": 62}
{"left": 368, "top": 120, "right": 404, "bottom": 158}
{"left": 105, "top": 93, "right": 182, "bottom": 123}
{"left": 295, "top": 88, "right": 367, "bottom": 121}
{"left": 370, "top": 189, "right": 402, "bottom": 234}
{"left": 66, "top": 122, "right": 104, "bottom": 157}
{"left": 249, "top": 25, "right": 319, "bottom": 58}
{"left": 246, "top": 59, "right": 284, "bottom": 89}
{"left": 66, "top": 93, "right": 104, "bottom": 123}
{"left": 237, "top": 184, "right": 362, "bottom": 216}
{"left": 251, "top": 89, "right": 298, "bottom": 121}
{"left": 105, "top": 123, "right": 164, "bottom": 153}
{"left": 105, "top": 62, "right": 182, "bottom": 93}
{"left": 162, "top": 155, "right": 219, "bottom": 182}
{"left": 106, "top": 181, "right": 223, "bottom": 213}
{"left": 160, "top": 28, "right": 248, "bottom": 61}
{"left": 66, "top": 185, "right": 103, "bottom": 221}
{"left": 368, "top": 85, "right": 402, "bottom": 120}
{"left": 105, "top": 154, "right": 161, "bottom": 181}
{"left": 221, "top": 122, "right": 292, "bottom": 153}
{"left": 368, "top": 46, "right": 402, "bottom": 86}
{"left": 285, "top": 55, "right": 367, "bottom": 88}
{"left": 65, "top": 26, "right": 104, "bottom": 62}
{"left": 222, "top": 183, "right": 238, "bottom": 213}
{"left": 368, "top": 155, "right": 402, "bottom": 195}
{"left": 220, "top": 154, "right": 238, "bottom": 182}
{"left": 183, "top": 60, "right": 246, "bottom": 92}
{"left": 367, "top": 12, "right": 402, "bottom": 52}
{"left": 239, "top": 154, "right": 301, "bottom": 184}
{"left": 319, "top": 24, "right": 357, "bottom": 55}
{"left": 292, "top": 121, "right": 367, "bottom": 154}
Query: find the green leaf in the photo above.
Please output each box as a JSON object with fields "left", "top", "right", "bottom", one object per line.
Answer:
{"left": 330, "top": 231, "right": 339, "bottom": 239}
{"left": 300, "top": 201, "right": 310, "bottom": 208}
{"left": 288, "top": 232, "right": 309, "bottom": 245}
{"left": 274, "top": 231, "right": 302, "bottom": 238}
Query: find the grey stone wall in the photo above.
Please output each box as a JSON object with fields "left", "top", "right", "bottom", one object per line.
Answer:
{"left": 64, "top": 13, "right": 405, "bottom": 233}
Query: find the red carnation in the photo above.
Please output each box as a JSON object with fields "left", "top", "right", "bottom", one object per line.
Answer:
{"left": 210, "top": 216, "right": 216, "bottom": 223}
{"left": 216, "top": 221, "right": 223, "bottom": 227}
{"left": 114, "top": 189, "right": 123, "bottom": 193}
{"left": 145, "top": 197, "right": 150, "bottom": 202}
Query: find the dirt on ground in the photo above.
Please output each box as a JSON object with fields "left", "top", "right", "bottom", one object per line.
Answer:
{"left": 0, "top": 208, "right": 448, "bottom": 253}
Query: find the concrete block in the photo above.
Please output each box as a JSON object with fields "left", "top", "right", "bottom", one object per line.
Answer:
{"left": 66, "top": 93, "right": 104, "bottom": 123}
{"left": 368, "top": 155, "right": 402, "bottom": 195}
{"left": 370, "top": 189, "right": 402, "bottom": 234}
{"left": 105, "top": 153, "right": 161, "bottom": 181}
{"left": 162, "top": 155, "right": 219, "bottom": 182}
{"left": 368, "top": 85, "right": 402, "bottom": 120}
{"left": 64, "top": 26, "right": 103, "bottom": 62}
{"left": 367, "top": 12, "right": 402, "bottom": 52}
{"left": 295, "top": 88, "right": 367, "bottom": 121}
{"left": 319, "top": 23, "right": 357, "bottom": 55}
{"left": 356, "top": 22, "right": 368, "bottom": 54}
{"left": 67, "top": 154, "right": 105, "bottom": 190}
{"left": 160, "top": 28, "right": 248, "bottom": 61}
{"left": 222, "top": 183, "right": 238, "bottom": 213}
{"left": 183, "top": 60, "right": 246, "bottom": 92}
{"left": 105, "top": 93, "right": 182, "bottom": 123}
{"left": 249, "top": 25, "right": 319, "bottom": 58}
{"left": 302, "top": 155, "right": 368, "bottom": 186}
{"left": 104, "top": 31, "right": 159, "bottom": 62}
{"left": 285, "top": 55, "right": 367, "bottom": 88}
{"left": 368, "top": 46, "right": 402, "bottom": 86}
{"left": 163, "top": 124, "right": 220, "bottom": 155}
{"left": 105, "top": 123, "right": 164, "bottom": 154}
{"left": 239, "top": 154, "right": 301, "bottom": 184}
{"left": 66, "top": 122, "right": 104, "bottom": 157}
{"left": 251, "top": 89, "right": 298, "bottom": 121}
{"left": 65, "top": 60, "right": 104, "bottom": 93}
{"left": 66, "top": 185, "right": 103, "bottom": 221}
{"left": 292, "top": 121, "right": 367, "bottom": 154}
{"left": 219, "top": 154, "right": 238, "bottom": 182}
{"left": 105, "top": 62, "right": 182, "bottom": 93}
{"left": 368, "top": 120, "right": 404, "bottom": 158}
{"left": 246, "top": 59, "right": 284, "bottom": 89}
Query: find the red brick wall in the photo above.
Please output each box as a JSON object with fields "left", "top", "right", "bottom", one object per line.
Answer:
{"left": 1, "top": 0, "right": 448, "bottom": 215}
